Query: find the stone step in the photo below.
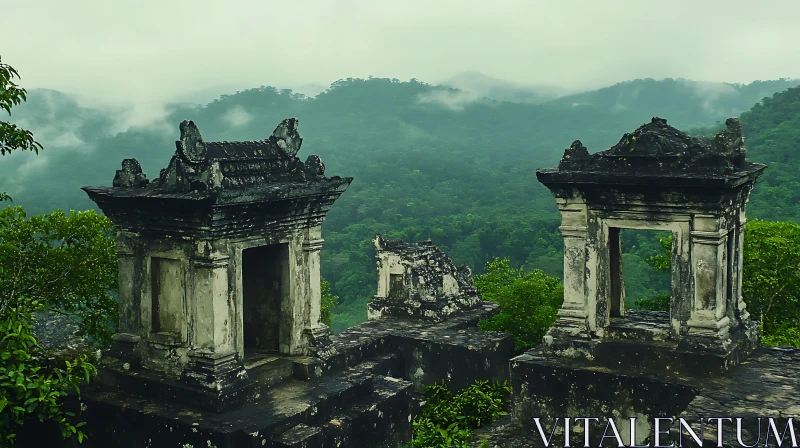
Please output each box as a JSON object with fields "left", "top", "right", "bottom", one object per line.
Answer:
{"left": 270, "top": 423, "right": 323, "bottom": 448}
{"left": 608, "top": 311, "right": 672, "bottom": 342}
{"left": 236, "top": 370, "right": 377, "bottom": 438}
{"left": 247, "top": 356, "right": 296, "bottom": 393}
{"left": 348, "top": 353, "right": 403, "bottom": 378}
{"left": 592, "top": 338, "right": 730, "bottom": 377}
{"left": 321, "top": 376, "right": 418, "bottom": 448}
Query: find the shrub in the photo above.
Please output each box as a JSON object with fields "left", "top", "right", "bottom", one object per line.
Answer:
{"left": 0, "top": 206, "right": 117, "bottom": 445}
{"left": 633, "top": 293, "right": 670, "bottom": 312}
{"left": 409, "top": 380, "right": 510, "bottom": 448}
{"left": 320, "top": 278, "right": 340, "bottom": 327}
{"left": 475, "top": 258, "right": 563, "bottom": 352}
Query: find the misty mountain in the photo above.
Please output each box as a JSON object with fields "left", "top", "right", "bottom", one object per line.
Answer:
{"left": 3, "top": 76, "right": 799, "bottom": 329}
{"left": 547, "top": 77, "right": 800, "bottom": 128}
{"left": 441, "top": 71, "right": 573, "bottom": 104}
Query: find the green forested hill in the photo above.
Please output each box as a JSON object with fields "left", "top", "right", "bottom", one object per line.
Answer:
{"left": 740, "top": 86, "right": 800, "bottom": 222}
{"left": 2, "top": 77, "right": 798, "bottom": 331}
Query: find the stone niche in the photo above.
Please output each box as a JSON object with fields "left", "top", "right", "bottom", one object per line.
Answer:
{"left": 368, "top": 235, "right": 483, "bottom": 321}
{"left": 535, "top": 117, "right": 766, "bottom": 373}
{"left": 82, "top": 118, "right": 351, "bottom": 410}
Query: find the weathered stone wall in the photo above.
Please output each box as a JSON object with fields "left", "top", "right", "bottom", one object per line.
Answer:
{"left": 368, "top": 235, "right": 482, "bottom": 321}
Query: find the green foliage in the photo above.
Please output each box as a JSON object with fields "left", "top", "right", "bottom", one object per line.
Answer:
{"left": 320, "top": 278, "right": 339, "bottom": 327}
{"left": 409, "top": 380, "right": 510, "bottom": 448}
{"left": 634, "top": 293, "right": 670, "bottom": 312}
{"left": 0, "top": 56, "right": 42, "bottom": 156}
{"left": 647, "top": 236, "right": 672, "bottom": 272}
{"left": 762, "top": 326, "right": 800, "bottom": 348}
{"left": 0, "top": 301, "right": 96, "bottom": 445}
{"left": 475, "top": 258, "right": 563, "bottom": 352}
{"left": 741, "top": 219, "right": 800, "bottom": 339}
{"left": 0, "top": 207, "right": 116, "bottom": 446}
{"left": 0, "top": 58, "right": 115, "bottom": 445}
{"left": 0, "top": 206, "right": 119, "bottom": 344}
{"left": 738, "top": 86, "right": 800, "bottom": 223}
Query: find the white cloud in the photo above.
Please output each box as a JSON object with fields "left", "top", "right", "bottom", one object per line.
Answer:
{"left": 221, "top": 106, "right": 253, "bottom": 128}
{"left": 417, "top": 88, "right": 486, "bottom": 111}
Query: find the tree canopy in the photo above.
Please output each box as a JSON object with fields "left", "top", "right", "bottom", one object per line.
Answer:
{"left": 0, "top": 57, "right": 116, "bottom": 446}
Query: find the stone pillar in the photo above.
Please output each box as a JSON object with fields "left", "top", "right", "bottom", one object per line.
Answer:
{"left": 285, "top": 234, "right": 308, "bottom": 355}
{"left": 683, "top": 215, "right": 731, "bottom": 352}
{"left": 543, "top": 197, "right": 593, "bottom": 349}
{"left": 608, "top": 226, "right": 624, "bottom": 318}
{"left": 301, "top": 226, "right": 332, "bottom": 356}
{"left": 181, "top": 239, "right": 248, "bottom": 406}
{"left": 190, "top": 240, "right": 233, "bottom": 352}
{"left": 108, "top": 232, "right": 143, "bottom": 365}
{"left": 115, "top": 234, "right": 138, "bottom": 335}
{"left": 734, "top": 213, "right": 749, "bottom": 321}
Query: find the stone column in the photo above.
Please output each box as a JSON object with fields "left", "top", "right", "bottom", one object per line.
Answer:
{"left": 608, "top": 226, "right": 624, "bottom": 318}
{"left": 302, "top": 226, "right": 333, "bottom": 356}
{"left": 284, "top": 234, "right": 308, "bottom": 355}
{"left": 683, "top": 215, "right": 731, "bottom": 352}
{"left": 734, "top": 213, "right": 749, "bottom": 321}
{"left": 181, "top": 239, "right": 248, "bottom": 402}
{"left": 108, "top": 232, "right": 143, "bottom": 364}
{"left": 543, "top": 197, "right": 593, "bottom": 350}
{"left": 115, "top": 234, "right": 138, "bottom": 335}
{"left": 189, "top": 240, "right": 233, "bottom": 352}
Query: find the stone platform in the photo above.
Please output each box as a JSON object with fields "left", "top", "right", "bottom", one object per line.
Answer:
{"left": 17, "top": 304, "right": 513, "bottom": 448}
{"left": 472, "top": 345, "right": 800, "bottom": 447}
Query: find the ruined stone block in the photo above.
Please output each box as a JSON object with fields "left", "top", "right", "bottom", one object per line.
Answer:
{"left": 368, "top": 235, "right": 483, "bottom": 322}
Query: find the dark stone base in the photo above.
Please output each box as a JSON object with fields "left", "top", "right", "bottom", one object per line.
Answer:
{"left": 542, "top": 311, "right": 762, "bottom": 376}
{"left": 18, "top": 303, "right": 514, "bottom": 448}
{"left": 505, "top": 345, "right": 800, "bottom": 447}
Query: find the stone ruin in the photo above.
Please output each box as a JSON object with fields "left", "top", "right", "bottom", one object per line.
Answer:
{"left": 60, "top": 118, "right": 514, "bottom": 448}
{"left": 536, "top": 117, "right": 763, "bottom": 369}
{"left": 368, "top": 234, "right": 482, "bottom": 321}
{"left": 492, "top": 117, "right": 798, "bottom": 447}
{"left": 82, "top": 118, "right": 352, "bottom": 410}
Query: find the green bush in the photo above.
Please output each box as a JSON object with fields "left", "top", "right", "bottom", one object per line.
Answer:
{"left": 0, "top": 206, "right": 118, "bottom": 445}
{"left": 633, "top": 293, "right": 670, "bottom": 312}
{"left": 475, "top": 258, "right": 563, "bottom": 352}
{"left": 742, "top": 220, "right": 800, "bottom": 339}
{"left": 409, "top": 380, "right": 510, "bottom": 448}
{"left": 0, "top": 301, "right": 96, "bottom": 445}
{"left": 320, "top": 278, "right": 340, "bottom": 327}
{"left": 762, "top": 325, "right": 800, "bottom": 348}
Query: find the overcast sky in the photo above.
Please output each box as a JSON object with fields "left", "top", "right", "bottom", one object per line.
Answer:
{"left": 3, "top": 0, "right": 799, "bottom": 107}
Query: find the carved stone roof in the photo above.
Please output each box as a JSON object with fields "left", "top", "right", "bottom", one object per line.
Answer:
{"left": 537, "top": 117, "right": 766, "bottom": 188}
{"left": 203, "top": 140, "right": 284, "bottom": 160}
{"left": 81, "top": 118, "right": 352, "bottom": 237}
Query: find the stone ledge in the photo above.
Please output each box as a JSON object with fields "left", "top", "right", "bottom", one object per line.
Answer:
{"left": 505, "top": 346, "right": 800, "bottom": 447}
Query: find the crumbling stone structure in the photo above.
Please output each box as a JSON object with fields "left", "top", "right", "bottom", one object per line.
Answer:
{"left": 495, "top": 117, "right": 781, "bottom": 447}
{"left": 368, "top": 235, "right": 483, "bottom": 321}
{"left": 83, "top": 118, "right": 352, "bottom": 410}
{"left": 58, "top": 121, "right": 514, "bottom": 448}
{"left": 535, "top": 117, "right": 765, "bottom": 371}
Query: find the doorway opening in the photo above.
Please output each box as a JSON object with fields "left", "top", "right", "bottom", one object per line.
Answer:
{"left": 609, "top": 228, "right": 673, "bottom": 333}
{"left": 617, "top": 228, "right": 672, "bottom": 311}
{"left": 242, "top": 243, "right": 289, "bottom": 361}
